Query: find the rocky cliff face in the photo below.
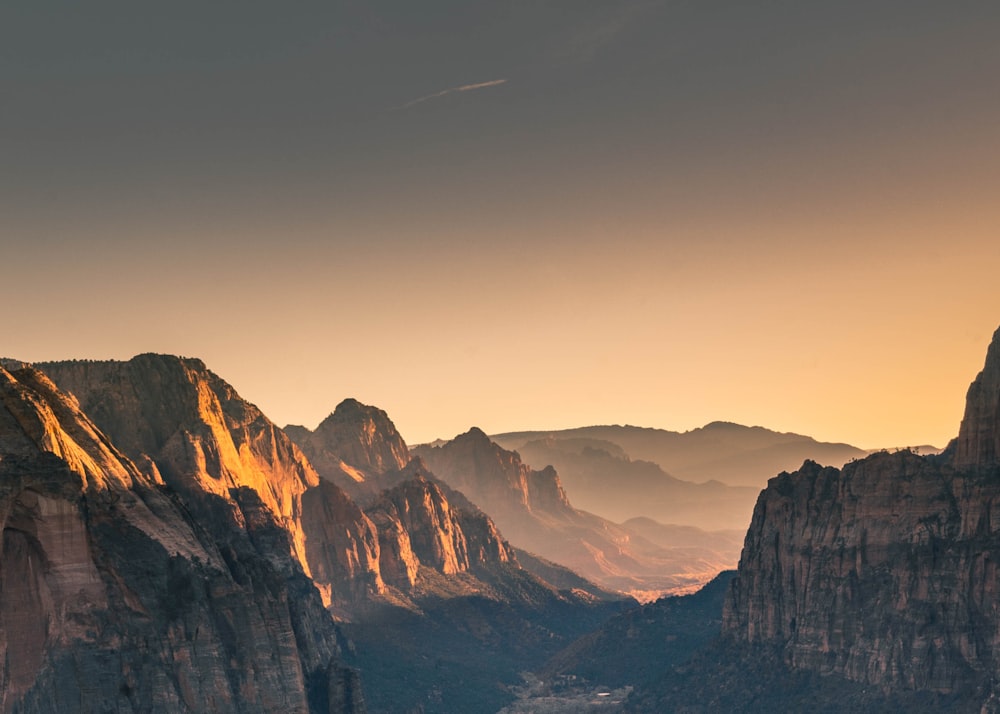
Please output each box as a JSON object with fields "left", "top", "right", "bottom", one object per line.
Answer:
{"left": 955, "top": 326, "right": 1000, "bottom": 468}
{"left": 0, "top": 364, "right": 363, "bottom": 713}
{"left": 286, "top": 399, "right": 410, "bottom": 500}
{"left": 367, "top": 475, "right": 514, "bottom": 579}
{"left": 39, "top": 356, "right": 318, "bottom": 561}
{"left": 39, "top": 356, "right": 386, "bottom": 610}
{"left": 723, "top": 326, "right": 1000, "bottom": 700}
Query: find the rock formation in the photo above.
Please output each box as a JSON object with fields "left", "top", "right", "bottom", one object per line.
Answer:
{"left": 39, "top": 356, "right": 388, "bottom": 610}
{"left": 0, "top": 363, "right": 363, "bottom": 713}
{"left": 415, "top": 427, "right": 572, "bottom": 518}
{"left": 286, "top": 399, "right": 410, "bottom": 500}
{"left": 721, "top": 326, "right": 1000, "bottom": 703}
{"left": 497, "top": 434, "right": 760, "bottom": 531}
{"left": 367, "top": 475, "right": 514, "bottom": 578}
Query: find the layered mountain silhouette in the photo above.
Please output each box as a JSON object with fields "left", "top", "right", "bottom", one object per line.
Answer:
{"left": 526, "top": 324, "right": 1000, "bottom": 712}
{"left": 20, "top": 355, "right": 626, "bottom": 713}
{"left": 493, "top": 434, "right": 760, "bottom": 530}
{"left": 412, "top": 428, "right": 742, "bottom": 598}
{"left": 495, "top": 422, "right": 869, "bottom": 488}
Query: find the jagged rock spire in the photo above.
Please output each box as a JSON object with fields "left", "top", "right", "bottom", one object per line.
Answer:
{"left": 955, "top": 326, "right": 1000, "bottom": 468}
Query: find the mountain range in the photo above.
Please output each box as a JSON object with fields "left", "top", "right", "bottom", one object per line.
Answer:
{"left": 493, "top": 423, "right": 870, "bottom": 490}
{"left": 6, "top": 322, "right": 996, "bottom": 712}
{"left": 3, "top": 354, "right": 635, "bottom": 712}
{"left": 506, "top": 324, "right": 1000, "bottom": 713}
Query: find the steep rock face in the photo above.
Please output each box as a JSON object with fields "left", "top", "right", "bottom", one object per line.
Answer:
{"left": 724, "top": 327, "right": 1000, "bottom": 698}
{"left": 724, "top": 453, "right": 1000, "bottom": 693}
{"left": 39, "top": 356, "right": 318, "bottom": 557}
{"left": 301, "top": 481, "right": 385, "bottom": 603}
{"left": 0, "top": 365, "right": 362, "bottom": 713}
{"left": 366, "top": 475, "right": 514, "bottom": 578}
{"left": 38, "top": 356, "right": 382, "bottom": 610}
{"left": 956, "top": 326, "right": 1000, "bottom": 468}
{"left": 415, "top": 427, "right": 571, "bottom": 519}
{"left": 286, "top": 399, "right": 409, "bottom": 499}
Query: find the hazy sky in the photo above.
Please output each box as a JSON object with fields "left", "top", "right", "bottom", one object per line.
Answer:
{"left": 4, "top": 2, "right": 999, "bottom": 449}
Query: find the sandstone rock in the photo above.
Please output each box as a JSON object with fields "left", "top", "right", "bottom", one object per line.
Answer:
{"left": 39, "top": 356, "right": 320, "bottom": 571}
{"left": 301, "top": 480, "right": 385, "bottom": 603}
{"left": 366, "top": 475, "right": 514, "bottom": 578}
{"left": 416, "top": 427, "right": 571, "bottom": 515}
{"left": 38, "top": 356, "right": 389, "bottom": 610}
{"left": 0, "top": 365, "right": 362, "bottom": 713}
{"left": 286, "top": 398, "right": 409, "bottom": 499}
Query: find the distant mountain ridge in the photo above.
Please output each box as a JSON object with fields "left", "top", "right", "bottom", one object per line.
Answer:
{"left": 501, "top": 434, "right": 760, "bottom": 530}
{"left": 414, "top": 428, "right": 743, "bottom": 598}
{"left": 492, "top": 421, "right": 869, "bottom": 489}
{"left": 610, "top": 325, "right": 1000, "bottom": 711}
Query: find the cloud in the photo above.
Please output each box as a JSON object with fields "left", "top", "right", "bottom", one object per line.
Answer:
{"left": 400, "top": 79, "right": 508, "bottom": 109}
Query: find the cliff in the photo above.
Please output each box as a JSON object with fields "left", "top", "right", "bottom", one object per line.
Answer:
{"left": 366, "top": 475, "right": 514, "bottom": 581}
{"left": 955, "top": 326, "right": 1000, "bottom": 468}
{"left": 721, "top": 326, "right": 1000, "bottom": 703}
{"left": 39, "top": 356, "right": 384, "bottom": 609}
{"left": 0, "top": 364, "right": 363, "bottom": 713}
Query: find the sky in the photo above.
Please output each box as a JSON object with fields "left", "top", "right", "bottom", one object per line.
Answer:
{"left": 3, "top": 1, "right": 999, "bottom": 450}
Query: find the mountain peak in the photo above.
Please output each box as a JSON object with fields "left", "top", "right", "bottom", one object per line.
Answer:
{"left": 459, "top": 426, "right": 491, "bottom": 441}
{"left": 310, "top": 398, "right": 410, "bottom": 475}
{"left": 955, "top": 325, "right": 1000, "bottom": 468}
{"left": 331, "top": 397, "right": 369, "bottom": 417}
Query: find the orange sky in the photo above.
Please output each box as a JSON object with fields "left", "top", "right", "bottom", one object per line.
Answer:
{"left": 3, "top": 2, "right": 999, "bottom": 450}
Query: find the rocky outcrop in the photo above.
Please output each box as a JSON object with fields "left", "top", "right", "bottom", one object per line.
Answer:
{"left": 415, "top": 427, "right": 572, "bottom": 519}
{"left": 301, "top": 481, "right": 385, "bottom": 604}
{"left": 286, "top": 399, "right": 409, "bottom": 500}
{"left": 0, "top": 364, "right": 362, "bottom": 713}
{"left": 955, "top": 326, "right": 1000, "bottom": 468}
{"left": 367, "top": 475, "right": 514, "bottom": 578}
{"left": 722, "top": 326, "right": 1000, "bottom": 700}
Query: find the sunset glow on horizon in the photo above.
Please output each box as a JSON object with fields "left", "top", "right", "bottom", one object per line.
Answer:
{"left": 3, "top": 2, "right": 999, "bottom": 452}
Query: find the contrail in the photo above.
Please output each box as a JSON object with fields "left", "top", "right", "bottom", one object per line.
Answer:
{"left": 400, "top": 79, "right": 508, "bottom": 109}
